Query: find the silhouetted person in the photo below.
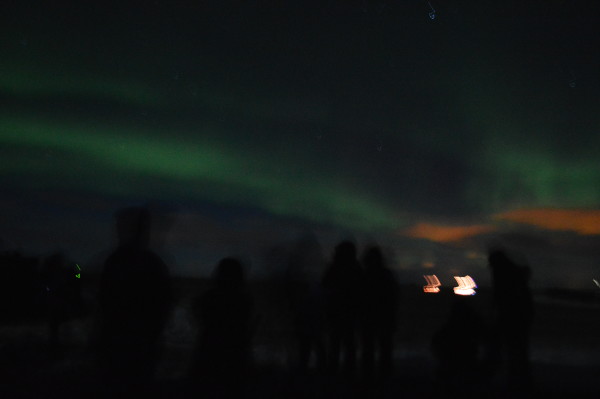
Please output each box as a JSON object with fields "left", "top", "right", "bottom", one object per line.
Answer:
{"left": 0, "top": 251, "right": 41, "bottom": 322}
{"left": 41, "top": 252, "right": 84, "bottom": 357}
{"left": 190, "top": 257, "right": 254, "bottom": 398}
{"left": 322, "top": 241, "right": 363, "bottom": 376}
{"left": 286, "top": 233, "right": 327, "bottom": 374}
{"left": 432, "top": 299, "right": 489, "bottom": 396}
{"left": 360, "top": 246, "right": 398, "bottom": 381}
{"left": 488, "top": 249, "right": 534, "bottom": 392}
{"left": 97, "top": 207, "right": 172, "bottom": 398}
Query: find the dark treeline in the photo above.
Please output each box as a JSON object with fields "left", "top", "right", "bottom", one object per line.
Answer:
{"left": 0, "top": 206, "right": 536, "bottom": 398}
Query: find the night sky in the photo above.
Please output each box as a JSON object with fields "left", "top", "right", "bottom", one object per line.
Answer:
{"left": 1, "top": 1, "right": 599, "bottom": 288}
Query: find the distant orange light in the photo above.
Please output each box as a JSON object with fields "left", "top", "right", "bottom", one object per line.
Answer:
{"left": 453, "top": 275, "right": 477, "bottom": 296}
{"left": 403, "top": 223, "right": 495, "bottom": 243}
{"left": 465, "top": 251, "right": 482, "bottom": 260}
{"left": 423, "top": 275, "right": 441, "bottom": 293}
{"left": 494, "top": 208, "right": 600, "bottom": 235}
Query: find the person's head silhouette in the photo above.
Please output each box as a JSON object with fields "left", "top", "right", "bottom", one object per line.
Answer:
{"left": 115, "top": 207, "right": 151, "bottom": 249}
{"left": 488, "top": 248, "right": 511, "bottom": 268}
{"left": 214, "top": 257, "right": 245, "bottom": 291}
{"left": 334, "top": 241, "right": 357, "bottom": 265}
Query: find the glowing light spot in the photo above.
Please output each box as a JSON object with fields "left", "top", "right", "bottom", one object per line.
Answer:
{"left": 594, "top": 279, "right": 600, "bottom": 289}
{"left": 453, "top": 275, "right": 477, "bottom": 296}
{"left": 423, "top": 275, "right": 441, "bottom": 293}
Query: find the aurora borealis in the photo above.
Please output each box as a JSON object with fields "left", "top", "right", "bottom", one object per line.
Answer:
{"left": 1, "top": 1, "right": 598, "bottom": 288}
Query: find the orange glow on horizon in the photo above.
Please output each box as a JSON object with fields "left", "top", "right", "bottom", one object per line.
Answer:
{"left": 494, "top": 208, "right": 600, "bottom": 235}
{"left": 403, "top": 223, "right": 496, "bottom": 243}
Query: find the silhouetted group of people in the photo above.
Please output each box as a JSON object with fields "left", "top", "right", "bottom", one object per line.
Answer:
{"left": 77, "top": 207, "right": 535, "bottom": 397}
{"left": 93, "top": 208, "right": 403, "bottom": 397}
{"left": 321, "top": 241, "right": 398, "bottom": 380}
{"left": 1, "top": 206, "right": 535, "bottom": 398}
{"left": 283, "top": 235, "right": 400, "bottom": 384}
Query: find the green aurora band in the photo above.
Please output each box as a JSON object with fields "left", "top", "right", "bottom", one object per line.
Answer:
{"left": 0, "top": 115, "right": 401, "bottom": 232}
{"left": 2, "top": 46, "right": 599, "bottom": 234}
{"left": 455, "top": 65, "right": 600, "bottom": 213}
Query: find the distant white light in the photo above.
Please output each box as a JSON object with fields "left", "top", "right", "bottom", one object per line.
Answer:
{"left": 423, "top": 275, "right": 441, "bottom": 293}
{"left": 453, "top": 275, "right": 477, "bottom": 296}
{"left": 594, "top": 279, "right": 600, "bottom": 289}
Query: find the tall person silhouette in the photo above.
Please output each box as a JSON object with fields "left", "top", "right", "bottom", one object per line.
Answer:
{"left": 322, "top": 241, "right": 363, "bottom": 376}
{"left": 42, "top": 251, "right": 85, "bottom": 357}
{"left": 286, "top": 233, "right": 327, "bottom": 374}
{"left": 190, "top": 257, "right": 254, "bottom": 398}
{"left": 361, "top": 246, "right": 398, "bottom": 381}
{"left": 97, "top": 207, "right": 172, "bottom": 397}
{"left": 431, "top": 299, "right": 489, "bottom": 396}
{"left": 488, "top": 249, "right": 534, "bottom": 392}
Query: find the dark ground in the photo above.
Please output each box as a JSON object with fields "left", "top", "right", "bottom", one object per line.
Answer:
{"left": 1, "top": 277, "right": 599, "bottom": 398}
